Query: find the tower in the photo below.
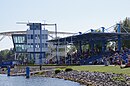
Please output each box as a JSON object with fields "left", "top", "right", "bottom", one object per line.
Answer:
{"left": 27, "top": 23, "right": 48, "bottom": 64}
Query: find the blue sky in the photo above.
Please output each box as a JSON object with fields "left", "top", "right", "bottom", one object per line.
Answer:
{"left": 0, "top": 0, "right": 130, "bottom": 50}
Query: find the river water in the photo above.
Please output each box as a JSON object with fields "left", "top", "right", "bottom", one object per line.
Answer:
{"left": 0, "top": 74, "right": 81, "bottom": 86}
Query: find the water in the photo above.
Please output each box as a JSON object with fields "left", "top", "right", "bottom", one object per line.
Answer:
{"left": 0, "top": 74, "right": 81, "bottom": 86}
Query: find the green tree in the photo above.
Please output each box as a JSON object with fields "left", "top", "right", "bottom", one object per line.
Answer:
{"left": 0, "top": 49, "right": 15, "bottom": 62}
{"left": 120, "top": 17, "right": 130, "bottom": 48}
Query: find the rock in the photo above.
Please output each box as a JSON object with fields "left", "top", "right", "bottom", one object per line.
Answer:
{"left": 43, "top": 70, "right": 130, "bottom": 86}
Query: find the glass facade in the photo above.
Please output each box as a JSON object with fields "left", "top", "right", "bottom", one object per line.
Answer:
{"left": 30, "top": 23, "right": 41, "bottom": 30}
{"left": 12, "top": 23, "right": 49, "bottom": 64}
{"left": 12, "top": 34, "right": 27, "bottom": 52}
{"left": 13, "top": 35, "right": 26, "bottom": 43}
{"left": 15, "top": 44, "right": 26, "bottom": 52}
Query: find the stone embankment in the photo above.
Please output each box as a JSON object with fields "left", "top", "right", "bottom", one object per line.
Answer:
{"left": 43, "top": 70, "right": 130, "bottom": 86}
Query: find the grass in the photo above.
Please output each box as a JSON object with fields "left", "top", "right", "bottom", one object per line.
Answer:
{"left": 66, "top": 65, "right": 130, "bottom": 76}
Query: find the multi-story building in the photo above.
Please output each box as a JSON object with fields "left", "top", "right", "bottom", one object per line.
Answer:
{"left": 12, "top": 23, "right": 48, "bottom": 64}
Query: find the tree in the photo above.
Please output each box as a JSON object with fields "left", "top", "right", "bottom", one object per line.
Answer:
{"left": 120, "top": 17, "right": 130, "bottom": 48}
{"left": 0, "top": 49, "right": 15, "bottom": 62}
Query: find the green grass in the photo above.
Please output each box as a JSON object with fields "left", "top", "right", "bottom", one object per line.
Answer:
{"left": 66, "top": 65, "right": 130, "bottom": 76}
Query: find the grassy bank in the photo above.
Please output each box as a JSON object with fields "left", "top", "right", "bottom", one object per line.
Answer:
{"left": 66, "top": 65, "right": 130, "bottom": 76}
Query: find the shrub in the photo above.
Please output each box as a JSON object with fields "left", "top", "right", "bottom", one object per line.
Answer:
{"left": 112, "top": 76, "right": 126, "bottom": 82}
{"left": 38, "top": 72, "right": 44, "bottom": 75}
{"left": 55, "top": 69, "right": 61, "bottom": 74}
{"left": 65, "top": 68, "right": 73, "bottom": 72}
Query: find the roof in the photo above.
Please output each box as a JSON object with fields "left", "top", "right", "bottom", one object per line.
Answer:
{"left": 48, "top": 32, "right": 130, "bottom": 45}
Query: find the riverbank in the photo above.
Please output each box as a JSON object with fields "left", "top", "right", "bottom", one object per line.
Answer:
{"left": 40, "top": 70, "right": 130, "bottom": 86}
{"left": 1, "top": 65, "right": 130, "bottom": 86}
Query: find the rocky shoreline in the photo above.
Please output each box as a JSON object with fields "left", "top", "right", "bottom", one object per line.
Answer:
{"left": 41, "top": 70, "right": 130, "bottom": 86}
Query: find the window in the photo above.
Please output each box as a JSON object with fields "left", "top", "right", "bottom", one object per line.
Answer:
{"left": 35, "top": 34, "right": 40, "bottom": 39}
{"left": 42, "top": 34, "right": 44, "bottom": 39}
{"left": 45, "top": 34, "right": 48, "bottom": 39}
{"left": 37, "top": 35, "right": 40, "bottom": 39}
{"left": 30, "top": 43, "right": 33, "bottom": 48}
{"left": 45, "top": 43, "right": 48, "bottom": 48}
{"left": 42, "top": 43, "right": 44, "bottom": 48}
{"left": 31, "top": 35, "right": 33, "bottom": 39}
{"left": 15, "top": 44, "right": 26, "bottom": 52}
{"left": 36, "top": 43, "right": 40, "bottom": 48}
{"left": 27, "top": 35, "right": 31, "bottom": 39}
{"left": 13, "top": 36, "right": 25, "bottom": 43}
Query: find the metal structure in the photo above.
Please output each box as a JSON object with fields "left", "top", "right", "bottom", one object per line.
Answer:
{"left": 0, "top": 30, "right": 76, "bottom": 37}
{"left": 0, "top": 23, "right": 76, "bottom": 65}
{"left": 48, "top": 23, "right": 130, "bottom": 64}
{"left": 2, "top": 22, "right": 130, "bottom": 65}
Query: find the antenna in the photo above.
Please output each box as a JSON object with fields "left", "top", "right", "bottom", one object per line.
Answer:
{"left": 43, "top": 20, "right": 46, "bottom": 30}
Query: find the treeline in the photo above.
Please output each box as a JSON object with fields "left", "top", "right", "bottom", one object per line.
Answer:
{"left": 120, "top": 17, "right": 130, "bottom": 48}
{"left": 0, "top": 49, "right": 15, "bottom": 62}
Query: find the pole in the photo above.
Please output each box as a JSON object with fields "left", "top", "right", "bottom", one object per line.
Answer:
{"left": 40, "top": 23, "right": 42, "bottom": 70}
{"left": 102, "top": 40, "right": 105, "bottom": 53}
{"left": 117, "top": 23, "right": 121, "bottom": 51}
{"left": 7, "top": 66, "right": 10, "bottom": 76}
{"left": 101, "top": 27, "right": 105, "bottom": 33}
{"left": 55, "top": 24, "right": 58, "bottom": 64}
{"left": 26, "top": 66, "right": 30, "bottom": 78}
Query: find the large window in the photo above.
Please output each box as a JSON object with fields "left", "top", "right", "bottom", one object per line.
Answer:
{"left": 29, "top": 23, "right": 41, "bottom": 30}
{"left": 13, "top": 35, "right": 26, "bottom": 43}
{"left": 12, "top": 34, "right": 27, "bottom": 52}
{"left": 15, "top": 44, "right": 26, "bottom": 52}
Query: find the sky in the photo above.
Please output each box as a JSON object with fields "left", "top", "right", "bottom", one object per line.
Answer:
{"left": 0, "top": 0, "right": 130, "bottom": 50}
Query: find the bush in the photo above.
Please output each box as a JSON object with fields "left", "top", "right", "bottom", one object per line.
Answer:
{"left": 38, "top": 72, "right": 44, "bottom": 75}
{"left": 65, "top": 68, "right": 73, "bottom": 72}
{"left": 112, "top": 76, "right": 126, "bottom": 82}
{"left": 55, "top": 70, "right": 61, "bottom": 74}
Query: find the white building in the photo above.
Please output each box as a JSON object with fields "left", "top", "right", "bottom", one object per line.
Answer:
{"left": 26, "top": 23, "right": 48, "bottom": 64}
{"left": 12, "top": 23, "right": 68, "bottom": 64}
{"left": 12, "top": 23, "right": 49, "bottom": 64}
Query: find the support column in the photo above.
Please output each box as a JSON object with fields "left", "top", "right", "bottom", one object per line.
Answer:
{"left": 101, "top": 27, "right": 105, "bottom": 33}
{"left": 39, "top": 23, "right": 42, "bottom": 70}
{"left": 79, "top": 41, "right": 82, "bottom": 54}
{"left": 15, "top": 53, "right": 17, "bottom": 60}
{"left": 90, "top": 30, "right": 94, "bottom": 51}
{"left": 79, "top": 32, "right": 82, "bottom": 54}
{"left": 90, "top": 41, "right": 94, "bottom": 51}
{"left": 32, "top": 23, "right": 36, "bottom": 63}
{"left": 117, "top": 23, "right": 121, "bottom": 51}
{"left": 101, "top": 27, "right": 105, "bottom": 53}
{"left": 102, "top": 40, "right": 106, "bottom": 53}
{"left": 118, "top": 35, "right": 121, "bottom": 51}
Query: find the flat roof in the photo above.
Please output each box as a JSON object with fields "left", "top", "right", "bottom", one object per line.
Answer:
{"left": 48, "top": 32, "right": 130, "bottom": 45}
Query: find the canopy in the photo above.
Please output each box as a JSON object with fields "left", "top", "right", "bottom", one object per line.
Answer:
{"left": 48, "top": 32, "right": 130, "bottom": 45}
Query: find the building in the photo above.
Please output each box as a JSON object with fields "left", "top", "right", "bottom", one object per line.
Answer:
{"left": 12, "top": 23, "right": 48, "bottom": 64}
{"left": 12, "top": 23, "right": 68, "bottom": 65}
